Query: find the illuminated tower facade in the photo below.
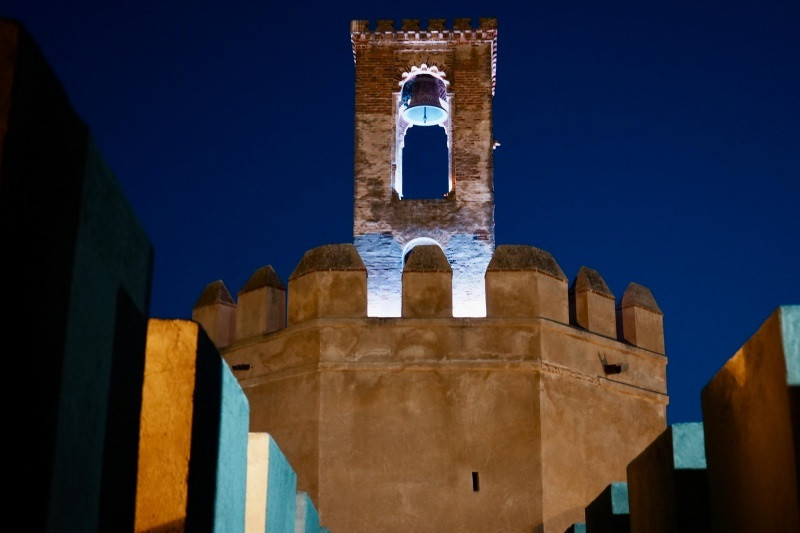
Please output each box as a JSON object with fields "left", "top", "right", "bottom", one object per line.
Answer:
{"left": 351, "top": 17, "right": 497, "bottom": 317}
{"left": 202, "top": 18, "right": 668, "bottom": 533}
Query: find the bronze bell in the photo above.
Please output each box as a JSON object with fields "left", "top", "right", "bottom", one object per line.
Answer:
{"left": 400, "top": 74, "right": 449, "bottom": 126}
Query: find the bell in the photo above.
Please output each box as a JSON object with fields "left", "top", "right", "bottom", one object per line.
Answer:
{"left": 400, "top": 74, "right": 449, "bottom": 126}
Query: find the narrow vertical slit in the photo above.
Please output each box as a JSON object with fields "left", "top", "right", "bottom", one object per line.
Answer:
{"left": 472, "top": 471, "right": 480, "bottom": 492}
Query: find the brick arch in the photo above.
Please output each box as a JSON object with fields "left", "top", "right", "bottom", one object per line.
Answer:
{"left": 402, "top": 237, "right": 443, "bottom": 264}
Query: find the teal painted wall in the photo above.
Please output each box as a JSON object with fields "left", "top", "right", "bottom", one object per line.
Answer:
{"left": 213, "top": 359, "right": 251, "bottom": 532}
{"left": 267, "top": 435, "right": 298, "bottom": 532}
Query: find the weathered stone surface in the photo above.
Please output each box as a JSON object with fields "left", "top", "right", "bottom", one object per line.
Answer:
{"left": 236, "top": 266, "right": 286, "bottom": 340}
{"left": 570, "top": 266, "right": 616, "bottom": 338}
{"left": 193, "top": 280, "right": 237, "bottom": 349}
{"left": 245, "top": 433, "right": 297, "bottom": 533}
{"left": 404, "top": 244, "right": 452, "bottom": 272}
{"left": 195, "top": 279, "right": 237, "bottom": 307}
{"left": 289, "top": 243, "right": 366, "bottom": 280}
{"left": 701, "top": 305, "right": 800, "bottom": 532}
{"left": 539, "top": 362, "right": 665, "bottom": 532}
{"left": 136, "top": 319, "right": 250, "bottom": 532}
{"left": 445, "top": 235, "right": 493, "bottom": 317}
{"left": 619, "top": 282, "right": 662, "bottom": 314}
{"left": 354, "top": 233, "right": 403, "bottom": 316}
{"left": 352, "top": 21, "right": 497, "bottom": 318}
{"left": 288, "top": 270, "right": 367, "bottom": 325}
{"left": 136, "top": 320, "right": 198, "bottom": 531}
{"left": 225, "top": 316, "right": 667, "bottom": 532}
{"left": 617, "top": 283, "right": 665, "bottom": 353}
{"left": 2, "top": 19, "right": 153, "bottom": 531}
{"left": 402, "top": 245, "right": 453, "bottom": 318}
{"left": 585, "top": 482, "right": 630, "bottom": 533}
{"left": 485, "top": 246, "right": 569, "bottom": 322}
{"left": 572, "top": 266, "right": 613, "bottom": 297}
{"left": 287, "top": 243, "right": 367, "bottom": 326}
{"left": 627, "top": 423, "right": 709, "bottom": 533}
{"left": 486, "top": 245, "right": 567, "bottom": 280}
{"left": 401, "top": 271, "right": 453, "bottom": 318}
{"left": 240, "top": 264, "right": 285, "bottom": 292}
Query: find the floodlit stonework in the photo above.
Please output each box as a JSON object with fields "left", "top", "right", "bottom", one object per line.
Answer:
{"left": 351, "top": 18, "right": 497, "bottom": 317}
{"left": 192, "top": 18, "right": 670, "bottom": 533}
{"left": 7, "top": 14, "right": 796, "bottom": 533}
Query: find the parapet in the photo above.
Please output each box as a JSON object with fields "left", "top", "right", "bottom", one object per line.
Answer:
{"left": 288, "top": 244, "right": 367, "bottom": 325}
{"left": 485, "top": 245, "right": 569, "bottom": 322}
{"left": 236, "top": 265, "right": 286, "bottom": 340}
{"left": 194, "top": 243, "right": 665, "bottom": 355}
{"left": 402, "top": 245, "right": 453, "bottom": 318}
{"left": 617, "top": 282, "right": 665, "bottom": 353}
{"left": 350, "top": 18, "right": 498, "bottom": 93}
{"left": 350, "top": 17, "right": 497, "bottom": 37}
{"left": 192, "top": 280, "right": 237, "bottom": 348}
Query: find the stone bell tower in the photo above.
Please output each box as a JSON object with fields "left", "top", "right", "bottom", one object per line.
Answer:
{"left": 351, "top": 18, "right": 497, "bottom": 317}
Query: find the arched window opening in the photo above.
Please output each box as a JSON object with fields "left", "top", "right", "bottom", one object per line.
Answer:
{"left": 401, "top": 125, "right": 449, "bottom": 199}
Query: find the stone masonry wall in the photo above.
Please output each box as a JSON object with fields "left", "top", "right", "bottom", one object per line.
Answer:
{"left": 352, "top": 19, "right": 497, "bottom": 317}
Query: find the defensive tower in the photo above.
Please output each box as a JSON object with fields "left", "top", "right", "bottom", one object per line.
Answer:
{"left": 192, "top": 18, "right": 669, "bottom": 533}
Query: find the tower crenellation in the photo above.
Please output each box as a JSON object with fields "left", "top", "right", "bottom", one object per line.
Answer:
{"left": 570, "top": 265, "right": 617, "bottom": 338}
{"left": 402, "top": 244, "right": 453, "bottom": 318}
{"left": 235, "top": 265, "right": 286, "bottom": 340}
{"left": 192, "top": 279, "right": 237, "bottom": 348}
{"left": 286, "top": 243, "right": 367, "bottom": 325}
{"left": 194, "top": 244, "right": 665, "bottom": 356}
{"left": 351, "top": 17, "right": 499, "bottom": 35}
{"left": 617, "top": 281, "right": 666, "bottom": 353}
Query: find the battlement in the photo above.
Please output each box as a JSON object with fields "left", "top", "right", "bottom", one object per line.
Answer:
{"left": 350, "top": 17, "right": 498, "bottom": 96}
{"left": 350, "top": 17, "right": 498, "bottom": 38}
{"left": 215, "top": 243, "right": 669, "bottom": 533}
{"left": 193, "top": 243, "right": 666, "bottom": 356}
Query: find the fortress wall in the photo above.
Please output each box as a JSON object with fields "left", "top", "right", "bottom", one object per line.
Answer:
{"left": 224, "top": 315, "right": 667, "bottom": 533}
{"left": 317, "top": 365, "right": 543, "bottom": 532}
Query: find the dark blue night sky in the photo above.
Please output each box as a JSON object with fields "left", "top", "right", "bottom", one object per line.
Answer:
{"left": 6, "top": 1, "right": 799, "bottom": 425}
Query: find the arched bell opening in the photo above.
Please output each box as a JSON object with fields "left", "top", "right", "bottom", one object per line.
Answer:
{"left": 392, "top": 65, "right": 453, "bottom": 200}
{"left": 401, "top": 125, "right": 449, "bottom": 199}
